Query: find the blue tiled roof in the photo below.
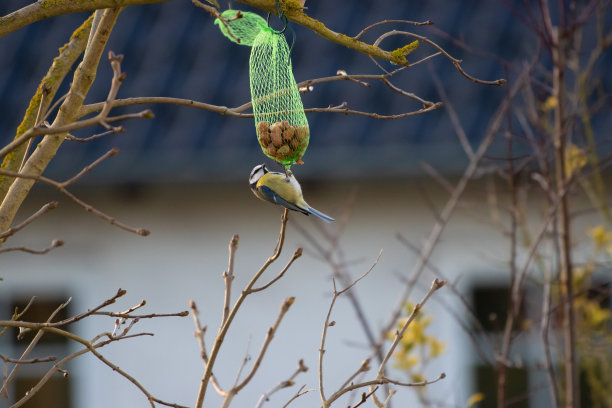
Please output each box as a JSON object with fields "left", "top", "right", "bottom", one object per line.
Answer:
{"left": 1, "top": 1, "right": 610, "bottom": 182}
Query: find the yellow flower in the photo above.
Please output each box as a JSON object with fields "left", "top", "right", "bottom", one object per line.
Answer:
{"left": 588, "top": 225, "right": 612, "bottom": 252}
{"left": 542, "top": 95, "right": 557, "bottom": 111}
{"left": 428, "top": 337, "right": 445, "bottom": 358}
{"left": 391, "top": 302, "right": 445, "bottom": 371}
{"left": 583, "top": 300, "right": 611, "bottom": 328}
{"left": 467, "top": 392, "right": 485, "bottom": 407}
{"left": 565, "top": 144, "right": 587, "bottom": 178}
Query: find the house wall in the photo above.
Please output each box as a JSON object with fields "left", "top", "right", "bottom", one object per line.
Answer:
{"left": 0, "top": 178, "right": 603, "bottom": 407}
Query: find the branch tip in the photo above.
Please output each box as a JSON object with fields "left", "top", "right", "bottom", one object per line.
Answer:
{"left": 51, "top": 239, "right": 64, "bottom": 247}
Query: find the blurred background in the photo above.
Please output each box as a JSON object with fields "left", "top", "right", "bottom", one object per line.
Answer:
{"left": 0, "top": 1, "right": 611, "bottom": 408}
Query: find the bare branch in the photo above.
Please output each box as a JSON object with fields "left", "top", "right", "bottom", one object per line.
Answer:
{"left": 382, "top": 372, "right": 446, "bottom": 387}
{"left": 0, "top": 201, "right": 59, "bottom": 241}
{"left": 0, "top": 0, "right": 170, "bottom": 38}
{"left": 222, "top": 234, "right": 239, "bottom": 325}
{"left": 376, "top": 279, "right": 446, "bottom": 379}
{"left": 61, "top": 147, "right": 119, "bottom": 186}
{"left": 0, "top": 109, "right": 153, "bottom": 161}
{"left": 0, "top": 239, "right": 64, "bottom": 255}
{"left": 378, "top": 65, "right": 532, "bottom": 346}
{"left": 189, "top": 300, "right": 226, "bottom": 396}
{"left": 0, "top": 8, "right": 122, "bottom": 236}
{"left": 0, "top": 355, "right": 56, "bottom": 364}
{"left": 319, "top": 251, "right": 381, "bottom": 407}
{"left": 429, "top": 64, "right": 475, "bottom": 159}
{"left": 257, "top": 363, "right": 309, "bottom": 408}
{"left": 281, "top": 385, "right": 314, "bottom": 408}
{"left": 221, "top": 298, "right": 296, "bottom": 407}
{"left": 0, "top": 15, "right": 92, "bottom": 201}
{"left": 354, "top": 19, "right": 434, "bottom": 40}
{"left": 64, "top": 126, "right": 125, "bottom": 142}
{"left": 250, "top": 248, "right": 302, "bottom": 293}
{"left": 195, "top": 209, "right": 292, "bottom": 408}
{"left": 2, "top": 290, "right": 188, "bottom": 408}
{"left": 1, "top": 297, "right": 70, "bottom": 398}
{"left": 373, "top": 30, "right": 506, "bottom": 86}
{"left": 0, "top": 150, "right": 150, "bottom": 237}
{"left": 94, "top": 310, "right": 189, "bottom": 319}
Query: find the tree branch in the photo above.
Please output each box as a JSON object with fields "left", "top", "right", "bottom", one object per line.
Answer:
{"left": 194, "top": 208, "right": 291, "bottom": 408}
{"left": 0, "top": 13, "right": 93, "bottom": 200}
{"left": 0, "top": 201, "right": 58, "bottom": 241}
{"left": 0, "top": 0, "right": 170, "bottom": 38}
{"left": 0, "top": 8, "right": 121, "bottom": 238}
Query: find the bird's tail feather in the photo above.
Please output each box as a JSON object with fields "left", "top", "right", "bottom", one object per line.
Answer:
{"left": 307, "top": 207, "right": 335, "bottom": 223}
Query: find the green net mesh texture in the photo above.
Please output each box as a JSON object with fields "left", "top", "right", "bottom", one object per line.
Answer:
{"left": 249, "top": 26, "right": 309, "bottom": 166}
{"left": 214, "top": 10, "right": 266, "bottom": 46}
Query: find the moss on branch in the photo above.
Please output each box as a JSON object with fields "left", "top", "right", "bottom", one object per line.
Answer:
{"left": 0, "top": 0, "right": 169, "bottom": 38}
{"left": 0, "top": 13, "right": 94, "bottom": 201}
{"left": 234, "top": 0, "right": 419, "bottom": 65}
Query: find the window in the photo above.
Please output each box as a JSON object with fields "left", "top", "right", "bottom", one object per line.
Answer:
{"left": 470, "top": 283, "right": 534, "bottom": 407}
{"left": 474, "top": 365, "right": 529, "bottom": 408}
{"left": 473, "top": 285, "right": 517, "bottom": 332}
{"left": 1, "top": 295, "right": 72, "bottom": 408}
{"left": 469, "top": 279, "right": 612, "bottom": 408}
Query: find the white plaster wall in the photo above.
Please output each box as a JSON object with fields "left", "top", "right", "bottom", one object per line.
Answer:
{"left": 0, "top": 179, "right": 602, "bottom": 407}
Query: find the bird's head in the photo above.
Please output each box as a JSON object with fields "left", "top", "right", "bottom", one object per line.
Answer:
{"left": 249, "top": 164, "right": 268, "bottom": 187}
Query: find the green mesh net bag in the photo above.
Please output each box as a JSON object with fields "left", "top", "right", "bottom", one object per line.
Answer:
{"left": 214, "top": 10, "right": 266, "bottom": 46}
{"left": 249, "top": 26, "right": 309, "bottom": 166}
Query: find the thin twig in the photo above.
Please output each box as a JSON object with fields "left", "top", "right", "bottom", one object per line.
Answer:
{"left": 0, "top": 239, "right": 64, "bottom": 255}
{"left": 0, "top": 109, "right": 153, "bottom": 161}
{"left": 222, "top": 298, "right": 295, "bottom": 407}
{"left": 382, "top": 372, "right": 446, "bottom": 387}
{"left": 0, "top": 298, "right": 69, "bottom": 397}
{"left": 192, "top": 0, "right": 244, "bottom": 43}
{"left": 194, "top": 209, "right": 291, "bottom": 408}
{"left": 378, "top": 65, "right": 531, "bottom": 350}
{"left": 0, "top": 150, "right": 150, "bottom": 237}
{"left": 320, "top": 251, "right": 382, "bottom": 407}
{"left": 222, "top": 234, "right": 239, "bottom": 325}
{"left": 64, "top": 126, "right": 125, "bottom": 143}
{"left": 281, "top": 385, "right": 314, "bottom": 408}
{"left": 3, "top": 293, "right": 187, "bottom": 408}
{"left": 429, "top": 64, "right": 475, "bottom": 159}
{"left": 250, "top": 248, "right": 302, "bottom": 293}
{"left": 0, "top": 201, "right": 59, "bottom": 240}
{"left": 0, "top": 355, "right": 56, "bottom": 364}
{"left": 92, "top": 311, "right": 189, "bottom": 319}
{"left": 189, "top": 300, "right": 226, "bottom": 396}
{"left": 376, "top": 279, "right": 446, "bottom": 379}
{"left": 373, "top": 30, "right": 506, "bottom": 86}
{"left": 354, "top": 19, "right": 434, "bottom": 40}
{"left": 255, "top": 359, "right": 308, "bottom": 408}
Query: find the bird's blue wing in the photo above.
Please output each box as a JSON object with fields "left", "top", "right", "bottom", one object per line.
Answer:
{"left": 258, "top": 185, "right": 309, "bottom": 215}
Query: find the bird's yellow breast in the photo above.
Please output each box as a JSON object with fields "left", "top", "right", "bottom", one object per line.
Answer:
{"left": 257, "top": 172, "right": 300, "bottom": 203}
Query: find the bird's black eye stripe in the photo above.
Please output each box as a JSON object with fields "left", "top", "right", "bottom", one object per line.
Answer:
{"left": 250, "top": 165, "right": 262, "bottom": 180}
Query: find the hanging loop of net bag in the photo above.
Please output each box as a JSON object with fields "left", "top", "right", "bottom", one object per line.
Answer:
{"left": 249, "top": 26, "right": 309, "bottom": 167}
{"left": 214, "top": 10, "right": 267, "bottom": 46}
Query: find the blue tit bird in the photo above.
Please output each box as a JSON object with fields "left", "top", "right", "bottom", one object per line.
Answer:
{"left": 249, "top": 164, "right": 335, "bottom": 223}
